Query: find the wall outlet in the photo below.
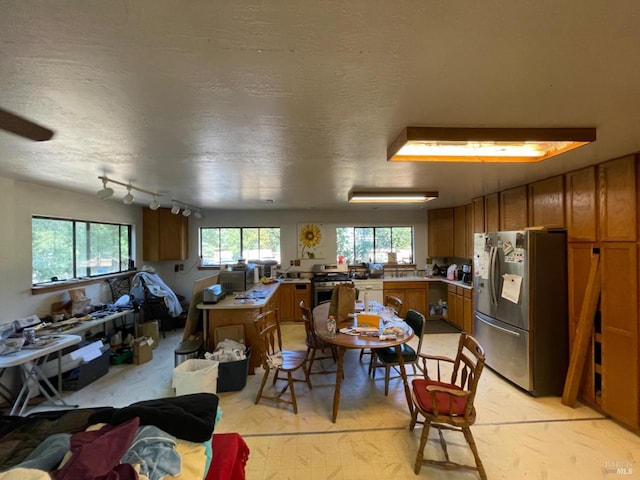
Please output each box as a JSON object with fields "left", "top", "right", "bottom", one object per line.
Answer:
{"left": 175, "top": 264, "right": 184, "bottom": 272}
{"left": 290, "top": 260, "right": 294, "bottom": 265}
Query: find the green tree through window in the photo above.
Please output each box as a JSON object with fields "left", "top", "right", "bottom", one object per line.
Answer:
{"left": 200, "top": 227, "right": 281, "bottom": 266}
{"left": 32, "top": 216, "right": 132, "bottom": 284}
{"left": 336, "top": 226, "right": 414, "bottom": 264}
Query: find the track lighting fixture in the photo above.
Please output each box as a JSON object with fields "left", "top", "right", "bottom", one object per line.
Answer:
{"left": 97, "top": 176, "right": 162, "bottom": 207}
{"left": 171, "top": 203, "right": 180, "bottom": 215}
{"left": 193, "top": 210, "right": 203, "bottom": 220}
{"left": 122, "top": 186, "right": 135, "bottom": 205}
{"left": 149, "top": 195, "right": 160, "bottom": 210}
{"left": 182, "top": 207, "right": 192, "bottom": 217}
{"left": 97, "top": 178, "right": 114, "bottom": 200}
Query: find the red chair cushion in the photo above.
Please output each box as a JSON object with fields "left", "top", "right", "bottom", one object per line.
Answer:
{"left": 412, "top": 379, "right": 468, "bottom": 416}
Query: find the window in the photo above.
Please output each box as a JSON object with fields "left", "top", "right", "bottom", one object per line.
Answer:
{"left": 336, "top": 226, "right": 414, "bottom": 264}
{"left": 32, "top": 216, "right": 132, "bottom": 284}
{"left": 200, "top": 227, "right": 281, "bottom": 266}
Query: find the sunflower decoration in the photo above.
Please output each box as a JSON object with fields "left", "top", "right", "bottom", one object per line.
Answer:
{"left": 299, "top": 224, "right": 322, "bottom": 259}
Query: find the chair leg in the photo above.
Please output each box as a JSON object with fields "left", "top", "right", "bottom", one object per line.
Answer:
{"left": 369, "top": 352, "right": 377, "bottom": 378}
{"left": 287, "top": 372, "right": 298, "bottom": 414}
{"left": 409, "top": 405, "right": 419, "bottom": 431}
{"left": 255, "top": 367, "right": 270, "bottom": 405}
{"left": 463, "top": 426, "right": 487, "bottom": 480}
{"left": 384, "top": 365, "right": 391, "bottom": 396}
{"left": 414, "top": 419, "right": 431, "bottom": 474}
{"left": 307, "top": 347, "right": 317, "bottom": 377}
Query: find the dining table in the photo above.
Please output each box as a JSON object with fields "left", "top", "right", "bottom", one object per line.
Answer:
{"left": 312, "top": 302, "right": 415, "bottom": 423}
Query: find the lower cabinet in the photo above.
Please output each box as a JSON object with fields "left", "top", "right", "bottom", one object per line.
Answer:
{"left": 278, "top": 283, "right": 311, "bottom": 322}
{"left": 567, "top": 242, "right": 639, "bottom": 430}
{"left": 383, "top": 281, "right": 428, "bottom": 317}
{"left": 447, "top": 285, "right": 472, "bottom": 332}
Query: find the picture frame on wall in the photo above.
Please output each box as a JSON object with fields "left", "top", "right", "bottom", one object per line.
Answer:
{"left": 297, "top": 223, "right": 325, "bottom": 259}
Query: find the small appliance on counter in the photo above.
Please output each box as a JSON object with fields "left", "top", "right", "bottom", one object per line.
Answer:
{"left": 461, "top": 264, "right": 472, "bottom": 285}
{"left": 203, "top": 284, "right": 226, "bottom": 304}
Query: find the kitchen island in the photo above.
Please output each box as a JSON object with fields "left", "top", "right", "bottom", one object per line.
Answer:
{"left": 197, "top": 281, "right": 282, "bottom": 373}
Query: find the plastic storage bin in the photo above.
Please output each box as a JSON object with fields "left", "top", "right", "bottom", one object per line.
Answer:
{"left": 172, "top": 358, "right": 219, "bottom": 396}
{"left": 217, "top": 347, "right": 251, "bottom": 393}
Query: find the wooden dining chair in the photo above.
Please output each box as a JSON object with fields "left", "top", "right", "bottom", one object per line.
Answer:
{"left": 384, "top": 295, "right": 404, "bottom": 317}
{"left": 409, "top": 332, "right": 487, "bottom": 479}
{"left": 299, "top": 300, "right": 337, "bottom": 383}
{"left": 369, "top": 309, "right": 425, "bottom": 395}
{"left": 253, "top": 308, "right": 311, "bottom": 414}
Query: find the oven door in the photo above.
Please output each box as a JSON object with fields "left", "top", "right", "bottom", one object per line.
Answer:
{"left": 313, "top": 285, "right": 334, "bottom": 307}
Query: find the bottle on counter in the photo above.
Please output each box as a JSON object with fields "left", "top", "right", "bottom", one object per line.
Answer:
{"left": 327, "top": 315, "right": 336, "bottom": 338}
{"left": 363, "top": 289, "right": 369, "bottom": 313}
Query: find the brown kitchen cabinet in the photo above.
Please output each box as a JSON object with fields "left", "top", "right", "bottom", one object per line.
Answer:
{"left": 484, "top": 193, "right": 500, "bottom": 232}
{"left": 278, "top": 282, "right": 311, "bottom": 322}
{"left": 465, "top": 204, "right": 473, "bottom": 258}
{"left": 446, "top": 284, "right": 468, "bottom": 331}
{"left": 472, "top": 197, "right": 485, "bottom": 234}
{"left": 565, "top": 166, "right": 598, "bottom": 242}
{"left": 598, "top": 155, "right": 638, "bottom": 242}
{"left": 142, "top": 207, "right": 189, "bottom": 261}
{"left": 528, "top": 175, "right": 565, "bottom": 229}
{"left": 383, "top": 281, "right": 428, "bottom": 317}
{"left": 567, "top": 243, "right": 597, "bottom": 402}
{"left": 453, "top": 205, "right": 467, "bottom": 258}
{"left": 463, "top": 288, "right": 473, "bottom": 333}
{"left": 499, "top": 185, "right": 528, "bottom": 231}
{"left": 428, "top": 208, "right": 454, "bottom": 257}
{"left": 600, "top": 243, "right": 638, "bottom": 428}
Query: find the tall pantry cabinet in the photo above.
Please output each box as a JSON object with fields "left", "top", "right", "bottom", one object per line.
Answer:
{"left": 565, "top": 155, "right": 639, "bottom": 429}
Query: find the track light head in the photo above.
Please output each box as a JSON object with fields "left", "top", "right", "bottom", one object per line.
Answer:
{"left": 149, "top": 196, "right": 160, "bottom": 210}
{"left": 122, "top": 187, "right": 135, "bottom": 205}
{"left": 97, "top": 178, "right": 114, "bottom": 200}
{"left": 171, "top": 203, "right": 180, "bottom": 214}
{"left": 182, "top": 207, "right": 192, "bottom": 217}
{"left": 194, "top": 210, "right": 203, "bottom": 220}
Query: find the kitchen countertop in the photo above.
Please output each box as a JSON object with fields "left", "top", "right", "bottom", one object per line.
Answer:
{"left": 382, "top": 275, "right": 473, "bottom": 290}
{"left": 198, "top": 281, "right": 281, "bottom": 310}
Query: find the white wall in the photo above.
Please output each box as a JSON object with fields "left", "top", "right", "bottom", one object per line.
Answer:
{"left": 147, "top": 209, "right": 429, "bottom": 299}
{"left": 0, "top": 174, "right": 428, "bottom": 321}
{"left": 0, "top": 176, "right": 141, "bottom": 322}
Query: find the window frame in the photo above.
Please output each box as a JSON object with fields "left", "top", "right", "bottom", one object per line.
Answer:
{"left": 32, "top": 215, "right": 133, "bottom": 285}
{"left": 336, "top": 226, "right": 415, "bottom": 264}
{"left": 199, "top": 226, "right": 281, "bottom": 268}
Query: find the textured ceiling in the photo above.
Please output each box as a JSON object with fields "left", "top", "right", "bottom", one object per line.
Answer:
{"left": 2, "top": 1, "right": 640, "bottom": 211}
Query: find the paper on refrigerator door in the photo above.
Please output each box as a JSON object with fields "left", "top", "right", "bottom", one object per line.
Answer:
{"left": 501, "top": 274, "right": 522, "bottom": 304}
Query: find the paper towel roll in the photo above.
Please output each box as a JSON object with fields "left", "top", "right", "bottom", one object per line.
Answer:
{"left": 254, "top": 267, "right": 260, "bottom": 283}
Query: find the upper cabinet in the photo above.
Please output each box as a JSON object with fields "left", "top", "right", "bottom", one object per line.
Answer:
{"left": 484, "top": 193, "right": 500, "bottom": 232}
{"left": 428, "top": 208, "right": 454, "bottom": 258}
{"left": 598, "top": 155, "right": 638, "bottom": 242}
{"left": 528, "top": 175, "right": 565, "bottom": 229}
{"left": 471, "top": 197, "right": 485, "bottom": 233}
{"left": 499, "top": 185, "right": 528, "bottom": 231}
{"left": 142, "top": 207, "right": 189, "bottom": 261}
{"left": 453, "top": 205, "right": 467, "bottom": 258}
{"left": 565, "top": 166, "right": 597, "bottom": 242}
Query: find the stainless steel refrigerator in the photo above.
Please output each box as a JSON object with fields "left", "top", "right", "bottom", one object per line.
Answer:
{"left": 473, "top": 230, "right": 568, "bottom": 396}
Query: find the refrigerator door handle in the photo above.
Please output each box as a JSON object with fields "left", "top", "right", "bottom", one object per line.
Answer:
{"left": 478, "top": 315, "right": 521, "bottom": 337}
{"left": 489, "top": 246, "right": 498, "bottom": 306}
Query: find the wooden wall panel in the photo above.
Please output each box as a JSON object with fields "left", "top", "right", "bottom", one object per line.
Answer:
{"left": 484, "top": 193, "right": 499, "bottom": 232}
{"left": 598, "top": 155, "right": 637, "bottom": 242}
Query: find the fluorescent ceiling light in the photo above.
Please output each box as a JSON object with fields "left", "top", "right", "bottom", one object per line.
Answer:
{"left": 348, "top": 191, "right": 438, "bottom": 203}
{"left": 387, "top": 127, "right": 596, "bottom": 163}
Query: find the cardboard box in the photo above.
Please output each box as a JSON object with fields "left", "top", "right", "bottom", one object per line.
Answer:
{"left": 133, "top": 336, "right": 153, "bottom": 365}
{"left": 135, "top": 320, "right": 159, "bottom": 349}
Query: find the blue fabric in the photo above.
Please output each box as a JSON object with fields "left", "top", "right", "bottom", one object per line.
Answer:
{"left": 202, "top": 438, "right": 213, "bottom": 479}
{"left": 12, "top": 433, "right": 71, "bottom": 471}
{"left": 120, "top": 425, "right": 181, "bottom": 480}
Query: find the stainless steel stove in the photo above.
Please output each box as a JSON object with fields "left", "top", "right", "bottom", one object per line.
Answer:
{"left": 312, "top": 264, "right": 353, "bottom": 306}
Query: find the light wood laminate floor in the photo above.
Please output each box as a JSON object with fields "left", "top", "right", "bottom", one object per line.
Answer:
{"left": 31, "top": 324, "right": 640, "bottom": 479}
